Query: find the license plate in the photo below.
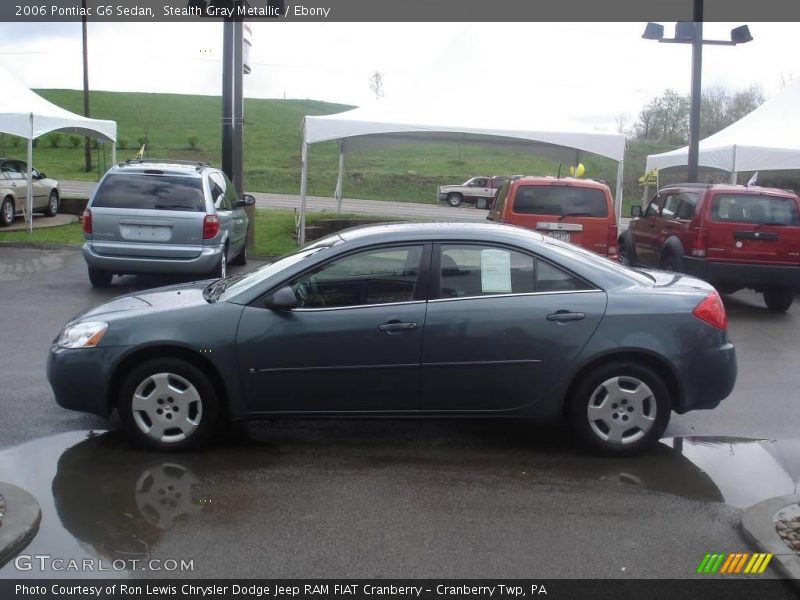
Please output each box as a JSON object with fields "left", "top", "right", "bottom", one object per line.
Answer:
{"left": 120, "top": 225, "right": 171, "bottom": 242}
{"left": 546, "top": 231, "right": 571, "bottom": 242}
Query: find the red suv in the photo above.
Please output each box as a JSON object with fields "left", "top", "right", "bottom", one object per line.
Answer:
{"left": 487, "top": 177, "right": 619, "bottom": 259}
{"left": 621, "top": 183, "right": 800, "bottom": 312}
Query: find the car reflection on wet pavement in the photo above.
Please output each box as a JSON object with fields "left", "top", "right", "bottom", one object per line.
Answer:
{"left": 1, "top": 421, "right": 799, "bottom": 580}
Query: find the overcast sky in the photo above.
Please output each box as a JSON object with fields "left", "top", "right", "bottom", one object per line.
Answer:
{"left": 0, "top": 22, "right": 797, "bottom": 131}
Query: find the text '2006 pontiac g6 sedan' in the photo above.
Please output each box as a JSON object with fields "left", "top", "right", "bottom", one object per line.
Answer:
{"left": 47, "top": 222, "right": 736, "bottom": 455}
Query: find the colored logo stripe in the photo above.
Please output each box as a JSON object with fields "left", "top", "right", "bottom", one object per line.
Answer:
{"left": 697, "top": 552, "right": 773, "bottom": 574}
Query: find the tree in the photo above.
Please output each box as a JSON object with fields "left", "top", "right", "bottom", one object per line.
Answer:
{"left": 368, "top": 71, "right": 385, "bottom": 100}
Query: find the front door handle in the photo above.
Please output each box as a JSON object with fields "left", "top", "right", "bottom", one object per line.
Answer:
{"left": 547, "top": 311, "right": 586, "bottom": 322}
{"left": 378, "top": 321, "right": 418, "bottom": 334}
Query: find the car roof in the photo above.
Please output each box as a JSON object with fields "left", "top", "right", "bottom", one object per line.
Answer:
{"left": 336, "top": 221, "right": 545, "bottom": 245}
{"left": 109, "top": 160, "right": 210, "bottom": 177}
{"left": 511, "top": 176, "right": 610, "bottom": 189}
{"left": 660, "top": 183, "right": 798, "bottom": 197}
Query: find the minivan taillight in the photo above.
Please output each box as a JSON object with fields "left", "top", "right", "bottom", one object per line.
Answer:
{"left": 203, "top": 215, "right": 220, "bottom": 240}
{"left": 691, "top": 226, "right": 708, "bottom": 257}
{"left": 693, "top": 291, "right": 728, "bottom": 330}
{"left": 82, "top": 208, "right": 92, "bottom": 234}
{"left": 607, "top": 224, "right": 619, "bottom": 258}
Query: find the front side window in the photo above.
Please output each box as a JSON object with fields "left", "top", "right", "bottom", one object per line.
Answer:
{"left": 661, "top": 194, "right": 680, "bottom": 218}
{"left": 290, "top": 245, "right": 424, "bottom": 308}
{"left": 710, "top": 193, "right": 800, "bottom": 225}
{"left": 512, "top": 185, "right": 609, "bottom": 217}
{"left": 644, "top": 195, "right": 662, "bottom": 217}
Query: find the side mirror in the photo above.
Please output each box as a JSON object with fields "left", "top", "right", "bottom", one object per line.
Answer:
{"left": 264, "top": 286, "right": 299, "bottom": 311}
{"left": 631, "top": 206, "right": 643, "bottom": 218}
{"left": 39, "top": 172, "right": 46, "bottom": 179}
{"left": 236, "top": 194, "right": 256, "bottom": 208}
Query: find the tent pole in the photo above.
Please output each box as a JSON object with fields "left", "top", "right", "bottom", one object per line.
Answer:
{"left": 111, "top": 141, "right": 116, "bottom": 167}
{"left": 299, "top": 141, "right": 309, "bottom": 246}
{"left": 27, "top": 114, "right": 34, "bottom": 233}
{"left": 335, "top": 139, "right": 344, "bottom": 214}
{"left": 614, "top": 160, "right": 624, "bottom": 224}
{"left": 730, "top": 144, "right": 737, "bottom": 184}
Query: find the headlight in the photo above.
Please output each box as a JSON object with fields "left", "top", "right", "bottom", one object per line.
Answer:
{"left": 57, "top": 321, "right": 108, "bottom": 349}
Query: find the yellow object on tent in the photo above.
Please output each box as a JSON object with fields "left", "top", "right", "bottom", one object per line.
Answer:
{"left": 569, "top": 163, "right": 585, "bottom": 177}
{"left": 639, "top": 168, "right": 658, "bottom": 186}
{"left": 136, "top": 144, "right": 146, "bottom": 160}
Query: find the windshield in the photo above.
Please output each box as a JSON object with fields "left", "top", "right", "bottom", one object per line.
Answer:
{"left": 512, "top": 185, "right": 609, "bottom": 217}
{"left": 710, "top": 193, "right": 800, "bottom": 225}
{"left": 543, "top": 236, "right": 656, "bottom": 285}
{"left": 218, "top": 236, "right": 343, "bottom": 301}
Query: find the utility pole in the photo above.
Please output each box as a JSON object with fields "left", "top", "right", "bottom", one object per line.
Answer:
{"left": 687, "top": 0, "right": 703, "bottom": 183}
{"left": 81, "top": 0, "right": 92, "bottom": 172}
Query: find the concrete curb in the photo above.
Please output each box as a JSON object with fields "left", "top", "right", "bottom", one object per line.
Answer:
{"left": 0, "top": 483, "right": 41, "bottom": 569}
{"left": 742, "top": 494, "right": 800, "bottom": 584}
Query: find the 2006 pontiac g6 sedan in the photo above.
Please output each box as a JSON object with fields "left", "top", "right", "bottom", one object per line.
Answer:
{"left": 47, "top": 222, "right": 737, "bottom": 455}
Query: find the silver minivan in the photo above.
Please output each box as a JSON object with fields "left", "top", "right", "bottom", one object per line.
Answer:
{"left": 82, "top": 160, "right": 254, "bottom": 286}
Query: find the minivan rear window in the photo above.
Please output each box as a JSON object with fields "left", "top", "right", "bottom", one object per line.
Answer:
{"left": 710, "top": 193, "right": 800, "bottom": 226}
{"left": 92, "top": 174, "right": 205, "bottom": 211}
{"left": 512, "top": 185, "right": 608, "bottom": 217}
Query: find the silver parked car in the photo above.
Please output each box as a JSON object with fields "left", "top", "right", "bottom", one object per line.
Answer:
{"left": 0, "top": 158, "right": 60, "bottom": 226}
{"left": 81, "top": 160, "right": 254, "bottom": 287}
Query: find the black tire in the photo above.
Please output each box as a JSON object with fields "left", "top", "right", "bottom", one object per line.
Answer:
{"left": 88, "top": 267, "right": 113, "bottom": 287}
{"left": 476, "top": 198, "right": 488, "bottom": 210}
{"left": 569, "top": 362, "right": 671, "bottom": 456}
{"left": 618, "top": 235, "right": 637, "bottom": 267}
{"left": 447, "top": 193, "right": 463, "bottom": 207}
{"left": 210, "top": 246, "right": 228, "bottom": 278}
{"left": 44, "top": 190, "right": 59, "bottom": 217}
{"left": 0, "top": 197, "right": 13, "bottom": 227}
{"left": 764, "top": 287, "right": 794, "bottom": 313}
{"left": 117, "top": 358, "right": 220, "bottom": 451}
{"left": 660, "top": 252, "right": 680, "bottom": 272}
{"left": 231, "top": 240, "right": 247, "bottom": 266}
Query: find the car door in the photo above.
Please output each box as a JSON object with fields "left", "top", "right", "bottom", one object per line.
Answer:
{"left": 420, "top": 243, "right": 606, "bottom": 413}
{"left": 236, "top": 244, "right": 430, "bottom": 413}
{"left": 1, "top": 160, "right": 25, "bottom": 207}
{"left": 632, "top": 194, "right": 664, "bottom": 265}
{"left": 27, "top": 165, "right": 49, "bottom": 209}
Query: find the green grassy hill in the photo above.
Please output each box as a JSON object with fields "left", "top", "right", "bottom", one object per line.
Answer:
{"left": 0, "top": 89, "right": 677, "bottom": 210}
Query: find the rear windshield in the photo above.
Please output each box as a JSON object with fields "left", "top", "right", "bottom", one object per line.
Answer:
{"left": 710, "top": 193, "right": 800, "bottom": 226}
{"left": 92, "top": 174, "right": 205, "bottom": 211}
{"left": 512, "top": 185, "right": 609, "bottom": 217}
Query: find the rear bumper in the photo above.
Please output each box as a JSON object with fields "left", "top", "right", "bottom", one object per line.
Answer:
{"left": 682, "top": 257, "right": 800, "bottom": 289}
{"left": 82, "top": 242, "right": 222, "bottom": 275}
{"left": 671, "top": 341, "right": 737, "bottom": 414}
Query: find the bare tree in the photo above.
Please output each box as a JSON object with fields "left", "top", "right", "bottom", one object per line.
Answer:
{"left": 369, "top": 71, "right": 385, "bottom": 100}
{"left": 614, "top": 112, "right": 630, "bottom": 135}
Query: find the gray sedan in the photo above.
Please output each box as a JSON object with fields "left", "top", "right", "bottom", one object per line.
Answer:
{"left": 47, "top": 222, "right": 737, "bottom": 455}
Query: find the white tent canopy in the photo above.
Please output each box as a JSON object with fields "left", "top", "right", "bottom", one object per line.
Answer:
{"left": 646, "top": 79, "right": 800, "bottom": 180}
{"left": 0, "top": 64, "right": 117, "bottom": 231}
{"left": 298, "top": 96, "right": 627, "bottom": 244}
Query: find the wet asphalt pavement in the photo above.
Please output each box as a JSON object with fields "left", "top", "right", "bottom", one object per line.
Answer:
{"left": 1, "top": 245, "right": 799, "bottom": 581}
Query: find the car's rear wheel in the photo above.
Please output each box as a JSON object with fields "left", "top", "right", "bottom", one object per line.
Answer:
{"left": 118, "top": 358, "right": 220, "bottom": 451}
{"left": 210, "top": 246, "right": 227, "bottom": 278}
{"left": 231, "top": 239, "right": 247, "bottom": 266}
{"left": 447, "top": 193, "right": 463, "bottom": 207}
{"left": 44, "top": 190, "right": 59, "bottom": 217}
{"left": 0, "top": 197, "right": 14, "bottom": 227}
{"left": 569, "top": 362, "right": 671, "bottom": 456}
{"left": 88, "top": 267, "right": 113, "bottom": 287}
{"left": 660, "top": 252, "right": 680, "bottom": 272}
{"left": 764, "top": 287, "right": 794, "bottom": 313}
{"left": 619, "top": 237, "right": 636, "bottom": 267}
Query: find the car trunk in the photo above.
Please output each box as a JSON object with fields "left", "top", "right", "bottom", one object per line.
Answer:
{"left": 705, "top": 192, "right": 800, "bottom": 265}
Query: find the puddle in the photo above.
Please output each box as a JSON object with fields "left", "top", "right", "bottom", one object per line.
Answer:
{"left": 1, "top": 425, "right": 799, "bottom": 577}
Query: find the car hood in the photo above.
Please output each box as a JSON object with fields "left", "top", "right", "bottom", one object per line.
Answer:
{"left": 71, "top": 281, "right": 213, "bottom": 322}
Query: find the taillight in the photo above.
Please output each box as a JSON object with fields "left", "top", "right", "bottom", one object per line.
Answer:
{"left": 82, "top": 208, "right": 92, "bottom": 234}
{"left": 607, "top": 224, "right": 619, "bottom": 258}
{"left": 691, "top": 226, "right": 708, "bottom": 257}
{"left": 693, "top": 291, "right": 728, "bottom": 330}
{"left": 203, "top": 215, "right": 220, "bottom": 240}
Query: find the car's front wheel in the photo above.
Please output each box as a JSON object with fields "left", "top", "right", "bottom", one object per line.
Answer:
{"left": 118, "top": 358, "right": 220, "bottom": 451}
{"left": 44, "top": 190, "right": 59, "bottom": 217}
{"left": 764, "top": 286, "right": 794, "bottom": 313}
{"left": 447, "top": 193, "right": 462, "bottom": 207}
{"left": 569, "top": 362, "right": 671, "bottom": 456}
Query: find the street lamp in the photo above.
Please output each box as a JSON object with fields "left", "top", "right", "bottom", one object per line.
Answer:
{"left": 643, "top": 2, "right": 753, "bottom": 183}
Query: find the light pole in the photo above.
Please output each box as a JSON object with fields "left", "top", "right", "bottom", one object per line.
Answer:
{"left": 643, "top": 4, "right": 753, "bottom": 182}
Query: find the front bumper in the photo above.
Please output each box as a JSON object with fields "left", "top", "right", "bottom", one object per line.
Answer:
{"left": 82, "top": 243, "right": 223, "bottom": 275}
{"left": 682, "top": 257, "right": 800, "bottom": 289}
{"left": 671, "top": 340, "right": 737, "bottom": 414}
{"left": 47, "top": 345, "right": 129, "bottom": 417}
{"left": 437, "top": 192, "right": 448, "bottom": 201}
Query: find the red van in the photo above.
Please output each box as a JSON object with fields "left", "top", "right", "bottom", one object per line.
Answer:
{"left": 487, "top": 177, "right": 619, "bottom": 259}
{"left": 621, "top": 183, "right": 800, "bottom": 312}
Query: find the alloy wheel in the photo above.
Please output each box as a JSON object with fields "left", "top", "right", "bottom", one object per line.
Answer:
{"left": 586, "top": 376, "right": 657, "bottom": 445}
{"left": 131, "top": 372, "right": 203, "bottom": 443}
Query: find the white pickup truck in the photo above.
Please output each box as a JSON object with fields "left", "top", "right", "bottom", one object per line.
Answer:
{"left": 437, "top": 176, "right": 509, "bottom": 209}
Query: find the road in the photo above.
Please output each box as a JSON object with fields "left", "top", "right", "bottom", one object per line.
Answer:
{"left": 0, "top": 246, "right": 797, "bottom": 582}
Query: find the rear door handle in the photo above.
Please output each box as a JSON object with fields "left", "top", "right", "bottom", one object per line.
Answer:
{"left": 547, "top": 311, "right": 585, "bottom": 322}
{"left": 378, "top": 321, "right": 418, "bottom": 334}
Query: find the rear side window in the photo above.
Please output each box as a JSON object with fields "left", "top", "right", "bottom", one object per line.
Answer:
{"left": 489, "top": 182, "right": 510, "bottom": 218}
{"left": 710, "top": 194, "right": 800, "bottom": 226}
{"left": 92, "top": 174, "right": 205, "bottom": 212}
{"left": 512, "top": 185, "right": 609, "bottom": 217}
